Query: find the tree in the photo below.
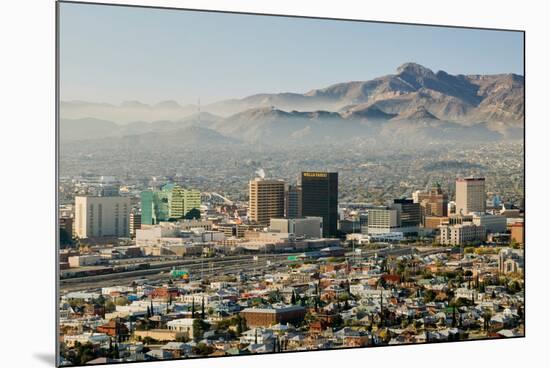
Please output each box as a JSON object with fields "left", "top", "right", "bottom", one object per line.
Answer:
{"left": 192, "top": 342, "right": 214, "bottom": 356}
{"left": 483, "top": 311, "right": 493, "bottom": 332}
{"left": 201, "top": 297, "right": 205, "bottom": 319}
{"left": 508, "top": 280, "right": 522, "bottom": 294}
{"left": 60, "top": 228, "right": 73, "bottom": 248}
{"left": 236, "top": 315, "right": 245, "bottom": 335}
{"left": 192, "top": 319, "right": 210, "bottom": 342}
{"left": 331, "top": 314, "right": 343, "bottom": 329}
{"left": 113, "top": 343, "right": 119, "bottom": 359}
{"left": 115, "top": 296, "right": 128, "bottom": 306}
{"left": 75, "top": 342, "right": 96, "bottom": 365}
{"left": 517, "top": 305, "right": 524, "bottom": 319}
{"left": 268, "top": 290, "right": 281, "bottom": 304}
{"left": 184, "top": 208, "right": 201, "bottom": 220}
{"left": 241, "top": 315, "right": 247, "bottom": 332}
{"left": 454, "top": 297, "right": 472, "bottom": 308}
{"left": 478, "top": 281, "right": 486, "bottom": 293}
{"left": 105, "top": 300, "right": 116, "bottom": 313}
{"left": 423, "top": 289, "right": 437, "bottom": 303}
{"left": 378, "top": 328, "right": 391, "bottom": 344}
{"left": 452, "top": 306, "right": 457, "bottom": 327}
{"left": 95, "top": 295, "right": 106, "bottom": 306}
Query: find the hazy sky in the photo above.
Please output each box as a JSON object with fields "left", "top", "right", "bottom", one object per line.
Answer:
{"left": 59, "top": 2, "right": 524, "bottom": 105}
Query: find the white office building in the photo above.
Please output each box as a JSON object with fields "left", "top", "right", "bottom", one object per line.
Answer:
{"left": 269, "top": 217, "right": 323, "bottom": 238}
{"left": 74, "top": 195, "right": 131, "bottom": 238}
{"left": 472, "top": 213, "right": 507, "bottom": 234}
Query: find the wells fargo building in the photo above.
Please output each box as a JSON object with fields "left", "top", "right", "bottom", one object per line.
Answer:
{"left": 301, "top": 171, "right": 338, "bottom": 237}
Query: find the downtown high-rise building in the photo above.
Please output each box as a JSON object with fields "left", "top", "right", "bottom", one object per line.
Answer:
{"left": 74, "top": 195, "right": 131, "bottom": 239}
{"left": 284, "top": 184, "right": 302, "bottom": 218}
{"left": 391, "top": 198, "right": 421, "bottom": 228}
{"left": 248, "top": 178, "right": 285, "bottom": 225}
{"left": 455, "top": 177, "right": 486, "bottom": 215}
{"left": 367, "top": 207, "right": 399, "bottom": 234}
{"left": 129, "top": 211, "right": 141, "bottom": 237}
{"left": 163, "top": 184, "right": 201, "bottom": 219}
{"left": 301, "top": 171, "right": 338, "bottom": 237}
{"left": 140, "top": 184, "right": 201, "bottom": 225}
{"left": 413, "top": 182, "right": 449, "bottom": 219}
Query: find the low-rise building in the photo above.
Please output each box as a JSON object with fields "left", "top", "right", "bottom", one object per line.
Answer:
{"left": 439, "top": 222, "right": 485, "bottom": 246}
{"left": 64, "top": 333, "right": 110, "bottom": 347}
{"left": 424, "top": 216, "right": 449, "bottom": 230}
{"left": 472, "top": 213, "right": 507, "bottom": 234}
{"left": 499, "top": 248, "right": 524, "bottom": 274}
{"left": 269, "top": 217, "right": 323, "bottom": 238}
{"left": 240, "top": 305, "right": 306, "bottom": 328}
{"left": 68, "top": 255, "right": 102, "bottom": 268}
{"left": 510, "top": 222, "right": 524, "bottom": 245}
{"left": 134, "top": 329, "right": 184, "bottom": 342}
{"left": 166, "top": 318, "right": 194, "bottom": 338}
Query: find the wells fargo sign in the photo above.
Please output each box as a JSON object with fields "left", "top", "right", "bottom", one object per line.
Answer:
{"left": 303, "top": 172, "right": 328, "bottom": 178}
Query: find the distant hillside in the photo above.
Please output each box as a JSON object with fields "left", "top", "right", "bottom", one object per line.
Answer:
{"left": 60, "top": 62, "right": 523, "bottom": 146}
{"left": 60, "top": 112, "right": 223, "bottom": 141}
{"left": 60, "top": 100, "right": 198, "bottom": 123}
{"left": 62, "top": 125, "right": 240, "bottom": 150}
{"left": 61, "top": 104, "right": 505, "bottom": 148}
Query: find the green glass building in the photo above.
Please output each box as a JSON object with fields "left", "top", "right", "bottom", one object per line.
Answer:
{"left": 140, "top": 184, "right": 201, "bottom": 225}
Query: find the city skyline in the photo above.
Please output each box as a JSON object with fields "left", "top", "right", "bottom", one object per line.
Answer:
{"left": 57, "top": 2, "right": 524, "bottom": 366}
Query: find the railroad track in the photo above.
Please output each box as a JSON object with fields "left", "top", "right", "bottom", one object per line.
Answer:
{"left": 59, "top": 254, "right": 293, "bottom": 291}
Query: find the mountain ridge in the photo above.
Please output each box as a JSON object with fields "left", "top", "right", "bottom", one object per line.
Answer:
{"left": 60, "top": 62, "right": 524, "bottom": 126}
{"left": 60, "top": 62, "right": 523, "bottom": 146}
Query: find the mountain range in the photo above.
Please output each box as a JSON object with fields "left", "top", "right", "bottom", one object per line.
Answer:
{"left": 60, "top": 62, "right": 524, "bottom": 147}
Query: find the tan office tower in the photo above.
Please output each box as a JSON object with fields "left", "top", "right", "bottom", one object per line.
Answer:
{"left": 414, "top": 183, "right": 448, "bottom": 224}
{"left": 129, "top": 211, "right": 142, "bottom": 237}
{"left": 249, "top": 178, "right": 285, "bottom": 225}
{"left": 455, "top": 177, "right": 486, "bottom": 215}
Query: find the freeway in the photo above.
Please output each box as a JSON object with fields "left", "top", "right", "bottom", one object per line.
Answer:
{"left": 59, "top": 245, "right": 450, "bottom": 292}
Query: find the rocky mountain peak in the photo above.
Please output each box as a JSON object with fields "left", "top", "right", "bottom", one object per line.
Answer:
{"left": 396, "top": 62, "right": 436, "bottom": 77}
